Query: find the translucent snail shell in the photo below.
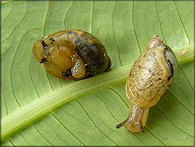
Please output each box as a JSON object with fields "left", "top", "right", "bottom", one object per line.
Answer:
{"left": 33, "top": 29, "right": 111, "bottom": 80}
{"left": 116, "top": 35, "right": 178, "bottom": 132}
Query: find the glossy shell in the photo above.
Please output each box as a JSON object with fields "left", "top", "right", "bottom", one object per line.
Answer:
{"left": 33, "top": 29, "right": 111, "bottom": 80}
{"left": 116, "top": 35, "right": 178, "bottom": 132}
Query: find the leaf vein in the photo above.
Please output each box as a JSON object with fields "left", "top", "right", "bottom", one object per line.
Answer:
{"left": 8, "top": 139, "right": 15, "bottom": 146}
{"left": 172, "top": 82, "right": 193, "bottom": 108}
{"left": 29, "top": 57, "right": 40, "bottom": 98}
{"left": 18, "top": 133, "right": 31, "bottom": 145}
{"left": 108, "top": 87, "right": 129, "bottom": 108}
{"left": 95, "top": 94, "right": 120, "bottom": 122}
{"left": 179, "top": 66, "right": 193, "bottom": 91}
{"left": 10, "top": 30, "right": 37, "bottom": 107}
{"left": 112, "top": 1, "right": 123, "bottom": 67}
{"left": 90, "top": 0, "right": 94, "bottom": 33}
{"left": 1, "top": 3, "right": 27, "bottom": 43}
{"left": 155, "top": 105, "right": 193, "bottom": 137}
{"left": 43, "top": 118, "right": 69, "bottom": 145}
{"left": 1, "top": 5, "right": 12, "bottom": 28}
{"left": 33, "top": 125, "right": 54, "bottom": 146}
{"left": 145, "top": 127, "right": 166, "bottom": 146}
{"left": 60, "top": 109, "right": 92, "bottom": 127}
{"left": 163, "top": 93, "right": 193, "bottom": 124}
{"left": 155, "top": 1, "right": 166, "bottom": 43}
{"left": 76, "top": 100, "right": 118, "bottom": 146}
{"left": 122, "top": 19, "right": 136, "bottom": 61}
{"left": 51, "top": 114, "right": 86, "bottom": 146}
{"left": 173, "top": 0, "right": 190, "bottom": 44}
{"left": 75, "top": 132, "right": 97, "bottom": 141}
{"left": 64, "top": 1, "right": 75, "bottom": 29}
{"left": 167, "top": 90, "right": 193, "bottom": 115}
{"left": 2, "top": 94, "right": 9, "bottom": 116}
{"left": 132, "top": 1, "right": 142, "bottom": 54}
{"left": 43, "top": 0, "right": 50, "bottom": 36}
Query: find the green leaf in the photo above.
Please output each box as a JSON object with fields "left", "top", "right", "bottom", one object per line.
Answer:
{"left": 1, "top": 1, "right": 194, "bottom": 146}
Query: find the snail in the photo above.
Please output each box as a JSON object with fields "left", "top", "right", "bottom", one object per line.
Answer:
{"left": 116, "top": 35, "right": 178, "bottom": 132}
{"left": 33, "top": 29, "right": 111, "bottom": 80}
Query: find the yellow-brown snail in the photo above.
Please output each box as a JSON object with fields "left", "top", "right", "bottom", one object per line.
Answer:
{"left": 33, "top": 29, "right": 111, "bottom": 80}
{"left": 116, "top": 35, "right": 178, "bottom": 132}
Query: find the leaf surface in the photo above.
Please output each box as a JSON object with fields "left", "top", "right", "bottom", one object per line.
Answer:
{"left": 1, "top": 1, "right": 194, "bottom": 146}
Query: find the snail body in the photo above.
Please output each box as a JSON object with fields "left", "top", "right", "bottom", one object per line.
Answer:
{"left": 116, "top": 35, "right": 178, "bottom": 132}
{"left": 33, "top": 29, "right": 111, "bottom": 80}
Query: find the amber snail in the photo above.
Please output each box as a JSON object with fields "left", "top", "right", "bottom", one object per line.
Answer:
{"left": 33, "top": 29, "right": 111, "bottom": 80}
{"left": 116, "top": 35, "right": 178, "bottom": 132}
